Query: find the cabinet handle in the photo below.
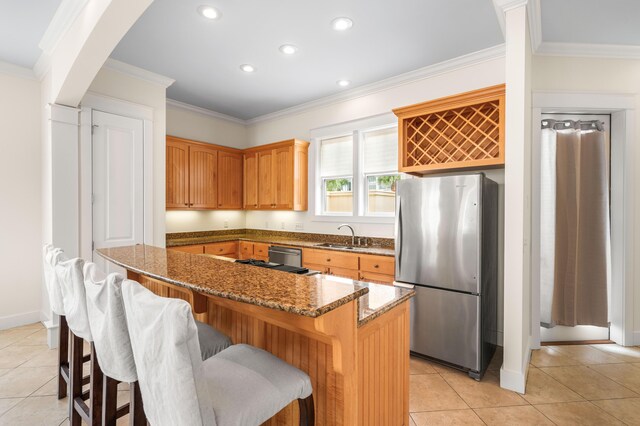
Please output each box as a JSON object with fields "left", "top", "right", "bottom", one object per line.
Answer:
{"left": 218, "top": 204, "right": 222, "bottom": 207}
{"left": 254, "top": 204, "right": 258, "bottom": 207}
{"left": 184, "top": 203, "right": 188, "bottom": 206}
{"left": 374, "top": 264, "right": 379, "bottom": 269}
{"left": 326, "top": 258, "right": 331, "bottom": 262}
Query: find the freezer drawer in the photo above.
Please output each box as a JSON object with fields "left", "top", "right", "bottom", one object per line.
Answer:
{"left": 410, "top": 285, "right": 480, "bottom": 371}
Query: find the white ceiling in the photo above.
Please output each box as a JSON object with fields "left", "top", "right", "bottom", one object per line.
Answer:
{"left": 0, "top": 0, "right": 62, "bottom": 68}
{"left": 541, "top": 0, "right": 640, "bottom": 45}
{"left": 110, "top": 0, "right": 503, "bottom": 120}
{"left": 1, "top": 1, "right": 639, "bottom": 120}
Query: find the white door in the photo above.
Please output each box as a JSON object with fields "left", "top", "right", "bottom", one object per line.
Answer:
{"left": 539, "top": 113, "right": 611, "bottom": 343}
{"left": 92, "top": 110, "right": 144, "bottom": 274}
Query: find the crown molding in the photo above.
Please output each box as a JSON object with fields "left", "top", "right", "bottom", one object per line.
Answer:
{"left": 166, "top": 98, "right": 247, "bottom": 125}
{"left": 38, "top": 0, "right": 90, "bottom": 55}
{"left": 103, "top": 58, "right": 175, "bottom": 88}
{"left": 246, "top": 43, "right": 506, "bottom": 125}
{"left": 536, "top": 42, "right": 640, "bottom": 59}
{"left": 493, "top": 0, "right": 529, "bottom": 36}
{"left": 0, "top": 60, "right": 37, "bottom": 80}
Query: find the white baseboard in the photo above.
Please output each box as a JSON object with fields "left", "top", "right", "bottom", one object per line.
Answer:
{"left": 43, "top": 319, "right": 60, "bottom": 349}
{"left": 0, "top": 311, "right": 42, "bottom": 331}
{"left": 632, "top": 331, "right": 640, "bottom": 346}
{"left": 500, "top": 341, "right": 531, "bottom": 394}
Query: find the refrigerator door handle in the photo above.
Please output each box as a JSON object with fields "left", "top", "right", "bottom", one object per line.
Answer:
{"left": 396, "top": 195, "right": 402, "bottom": 276}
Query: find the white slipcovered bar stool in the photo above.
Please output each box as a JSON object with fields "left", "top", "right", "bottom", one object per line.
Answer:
{"left": 83, "top": 263, "right": 146, "bottom": 426}
{"left": 42, "top": 245, "right": 91, "bottom": 400}
{"left": 83, "top": 262, "right": 234, "bottom": 425}
{"left": 122, "top": 280, "right": 315, "bottom": 426}
{"left": 56, "top": 257, "right": 103, "bottom": 425}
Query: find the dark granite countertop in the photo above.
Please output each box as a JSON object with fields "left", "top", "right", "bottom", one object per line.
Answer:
{"left": 98, "top": 245, "right": 412, "bottom": 325}
{"left": 166, "top": 233, "right": 396, "bottom": 257}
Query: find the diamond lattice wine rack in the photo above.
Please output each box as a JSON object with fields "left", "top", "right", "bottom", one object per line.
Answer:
{"left": 393, "top": 84, "right": 505, "bottom": 174}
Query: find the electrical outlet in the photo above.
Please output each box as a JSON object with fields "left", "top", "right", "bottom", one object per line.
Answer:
{"left": 295, "top": 222, "right": 304, "bottom": 231}
{"left": 281, "top": 222, "right": 285, "bottom": 230}
{"left": 223, "top": 221, "right": 229, "bottom": 229}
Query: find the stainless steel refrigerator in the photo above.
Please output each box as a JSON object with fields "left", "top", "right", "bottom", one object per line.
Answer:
{"left": 395, "top": 174, "right": 498, "bottom": 380}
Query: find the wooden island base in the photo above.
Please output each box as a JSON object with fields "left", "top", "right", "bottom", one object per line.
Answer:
{"left": 129, "top": 272, "right": 410, "bottom": 425}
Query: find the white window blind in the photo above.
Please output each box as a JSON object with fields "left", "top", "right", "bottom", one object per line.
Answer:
{"left": 363, "top": 127, "right": 398, "bottom": 173}
{"left": 320, "top": 135, "right": 353, "bottom": 177}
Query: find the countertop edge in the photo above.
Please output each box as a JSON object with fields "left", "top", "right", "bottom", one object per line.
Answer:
{"left": 357, "top": 290, "right": 415, "bottom": 327}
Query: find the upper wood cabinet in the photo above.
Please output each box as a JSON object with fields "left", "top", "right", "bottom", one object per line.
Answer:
{"left": 217, "top": 151, "right": 243, "bottom": 209}
{"left": 166, "top": 139, "right": 190, "bottom": 208}
{"left": 244, "top": 139, "right": 309, "bottom": 211}
{"left": 166, "top": 136, "right": 243, "bottom": 210}
{"left": 393, "top": 84, "right": 505, "bottom": 175}
{"left": 243, "top": 152, "right": 258, "bottom": 209}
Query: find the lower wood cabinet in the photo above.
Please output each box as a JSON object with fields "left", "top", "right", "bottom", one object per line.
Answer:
{"left": 168, "top": 244, "right": 204, "bottom": 254}
{"left": 238, "top": 241, "right": 270, "bottom": 261}
{"left": 303, "top": 249, "right": 395, "bottom": 284}
{"left": 204, "top": 242, "right": 238, "bottom": 258}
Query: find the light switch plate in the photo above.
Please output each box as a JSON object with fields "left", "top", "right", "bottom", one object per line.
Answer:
{"left": 295, "top": 222, "right": 304, "bottom": 231}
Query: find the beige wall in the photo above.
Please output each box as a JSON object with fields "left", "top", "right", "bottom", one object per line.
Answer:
{"left": 86, "top": 67, "right": 168, "bottom": 246}
{"left": 532, "top": 55, "right": 640, "bottom": 340}
{"left": 0, "top": 72, "right": 42, "bottom": 328}
{"left": 165, "top": 106, "right": 248, "bottom": 233}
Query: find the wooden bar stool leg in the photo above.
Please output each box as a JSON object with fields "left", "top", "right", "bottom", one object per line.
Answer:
{"left": 298, "top": 394, "right": 315, "bottom": 426}
{"left": 89, "top": 343, "right": 104, "bottom": 425}
{"left": 102, "top": 377, "right": 119, "bottom": 426}
{"left": 130, "top": 381, "right": 147, "bottom": 426}
{"left": 69, "top": 333, "right": 84, "bottom": 426}
{"left": 57, "top": 316, "right": 70, "bottom": 399}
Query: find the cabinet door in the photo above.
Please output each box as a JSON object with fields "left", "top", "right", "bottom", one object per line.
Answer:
{"left": 359, "top": 255, "right": 395, "bottom": 276}
{"left": 238, "top": 241, "right": 254, "bottom": 260}
{"left": 328, "top": 266, "right": 360, "bottom": 280}
{"left": 273, "top": 146, "right": 294, "bottom": 209}
{"left": 257, "top": 150, "right": 274, "bottom": 209}
{"left": 243, "top": 153, "right": 258, "bottom": 209}
{"left": 304, "top": 249, "right": 359, "bottom": 270}
{"left": 204, "top": 241, "right": 238, "bottom": 256}
{"left": 358, "top": 271, "right": 395, "bottom": 285}
{"left": 166, "top": 139, "right": 190, "bottom": 208}
{"left": 217, "top": 151, "right": 243, "bottom": 209}
{"left": 189, "top": 145, "right": 218, "bottom": 209}
{"left": 253, "top": 243, "right": 270, "bottom": 261}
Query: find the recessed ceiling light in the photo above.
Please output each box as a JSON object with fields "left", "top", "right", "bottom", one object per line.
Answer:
{"left": 198, "top": 5, "right": 221, "bottom": 20}
{"left": 240, "top": 64, "right": 256, "bottom": 73}
{"left": 331, "top": 17, "right": 353, "bottom": 31}
{"left": 337, "top": 79, "right": 351, "bottom": 87}
{"left": 279, "top": 44, "right": 298, "bottom": 55}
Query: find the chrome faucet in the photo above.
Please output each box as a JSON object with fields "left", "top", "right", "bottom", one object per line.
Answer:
{"left": 337, "top": 224, "right": 356, "bottom": 246}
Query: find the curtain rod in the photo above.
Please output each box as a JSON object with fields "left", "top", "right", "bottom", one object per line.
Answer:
{"left": 541, "top": 119, "right": 604, "bottom": 131}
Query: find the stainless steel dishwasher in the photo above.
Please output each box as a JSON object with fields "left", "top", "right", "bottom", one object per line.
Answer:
{"left": 268, "top": 246, "right": 302, "bottom": 267}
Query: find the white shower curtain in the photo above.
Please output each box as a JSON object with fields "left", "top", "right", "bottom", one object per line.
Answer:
{"left": 539, "top": 120, "right": 611, "bottom": 328}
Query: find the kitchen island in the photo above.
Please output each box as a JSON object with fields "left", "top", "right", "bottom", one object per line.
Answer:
{"left": 98, "top": 245, "right": 413, "bottom": 426}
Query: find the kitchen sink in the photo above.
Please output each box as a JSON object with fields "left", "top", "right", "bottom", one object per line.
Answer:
{"left": 314, "top": 243, "right": 355, "bottom": 250}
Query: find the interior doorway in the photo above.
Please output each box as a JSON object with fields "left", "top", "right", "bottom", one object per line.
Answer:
{"left": 91, "top": 110, "right": 145, "bottom": 274}
{"left": 538, "top": 113, "right": 611, "bottom": 344}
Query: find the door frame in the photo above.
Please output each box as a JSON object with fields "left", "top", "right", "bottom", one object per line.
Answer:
{"left": 79, "top": 91, "right": 155, "bottom": 261}
{"left": 530, "top": 91, "right": 636, "bottom": 348}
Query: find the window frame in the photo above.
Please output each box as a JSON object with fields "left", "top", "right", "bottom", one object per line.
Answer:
{"left": 314, "top": 118, "right": 401, "bottom": 223}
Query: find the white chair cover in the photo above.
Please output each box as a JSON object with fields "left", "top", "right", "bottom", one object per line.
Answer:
{"left": 57, "top": 257, "right": 92, "bottom": 341}
{"left": 122, "top": 280, "right": 215, "bottom": 426}
{"left": 83, "top": 262, "right": 138, "bottom": 383}
{"left": 43, "top": 244, "right": 65, "bottom": 316}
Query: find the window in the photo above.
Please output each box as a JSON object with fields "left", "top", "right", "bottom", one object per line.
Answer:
{"left": 362, "top": 127, "right": 400, "bottom": 216}
{"left": 320, "top": 135, "right": 353, "bottom": 215}
{"left": 317, "top": 123, "right": 401, "bottom": 218}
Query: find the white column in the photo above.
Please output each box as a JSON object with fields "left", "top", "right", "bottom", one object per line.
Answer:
{"left": 43, "top": 103, "right": 80, "bottom": 348}
{"left": 499, "top": 0, "right": 533, "bottom": 393}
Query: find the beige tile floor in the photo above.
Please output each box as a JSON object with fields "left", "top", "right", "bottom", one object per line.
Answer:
{"left": 1, "top": 322, "right": 640, "bottom": 425}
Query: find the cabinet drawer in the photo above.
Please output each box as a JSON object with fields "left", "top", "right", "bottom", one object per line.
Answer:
{"left": 359, "top": 255, "right": 395, "bottom": 275}
{"left": 304, "top": 249, "right": 359, "bottom": 270}
{"left": 329, "top": 266, "right": 360, "bottom": 280}
{"left": 358, "top": 271, "right": 395, "bottom": 285}
{"left": 253, "top": 243, "right": 270, "bottom": 258}
{"left": 303, "top": 262, "right": 329, "bottom": 274}
{"left": 168, "top": 244, "right": 204, "bottom": 254}
{"left": 204, "top": 241, "right": 238, "bottom": 256}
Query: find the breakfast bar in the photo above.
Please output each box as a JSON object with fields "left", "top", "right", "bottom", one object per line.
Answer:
{"left": 98, "top": 244, "right": 414, "bottom": 426}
